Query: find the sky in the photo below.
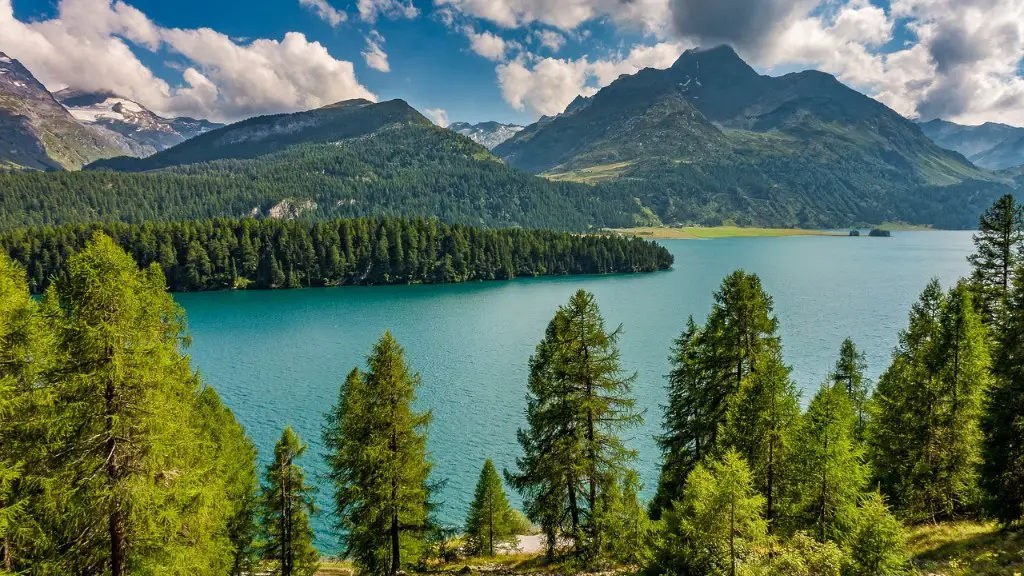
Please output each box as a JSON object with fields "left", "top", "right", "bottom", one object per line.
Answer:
{"left": 1, "top": 0, "right": 1023, "bottom": 127}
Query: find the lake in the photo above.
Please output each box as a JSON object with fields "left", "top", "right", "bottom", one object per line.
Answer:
{"left": 175, "top": 232, "right": 975, "bottom": 550}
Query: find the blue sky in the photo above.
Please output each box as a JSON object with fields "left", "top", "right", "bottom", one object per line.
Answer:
{"left": 3, "top": 0, "right": 1024, "bottom": 127}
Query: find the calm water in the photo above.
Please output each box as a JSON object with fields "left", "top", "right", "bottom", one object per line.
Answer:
{"left": 175, "top": 232, "right": 974, "bottom": 549}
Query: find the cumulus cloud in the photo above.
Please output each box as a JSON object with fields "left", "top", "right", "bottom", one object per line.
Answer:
{"left": 0, "top": 0, "right": 375, "bottom": 123}
{"left": 669, "top": 0, "right": 816, "bottom": 53}
{"left": 299, "top": 0, "right": 346, "bottom": 27}
{"left": 497, "top": 41, "right": 687, "bottom": 116}
{"left": 464, "top": 28, "right": 510, "bottom": 61}
{"left": 532, "top": 29, "right": 565, "bottom": 52}
{"left": 425, "top": 108, "right": 450, "bottom": 126}
{"left": 357, "top": 0, "right": 419, "bottom": 22}
{"left": 362, "top": 31, "right": 390, "bottom": 71}
{"left": 435, "top": 0, "right": 672, "bottom": 34}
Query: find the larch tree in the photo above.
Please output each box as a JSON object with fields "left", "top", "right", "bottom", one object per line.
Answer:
{"left": 507, "top": 290, "right": 643, "bottom": 562}
{"left": 845, "top": 492, "right": 907, "bottom": 576}
{"left": 260, "top": 426, "right": 319, "bottom": 576}
{"left": 831, "top": 338, "right": 870, "bottom": 440}
{"left": 465, "top": 459, "right": 517, "bottom": 557}
{"left": 723, "top": 345, "right": 801, "bottom": 531}
{"left": 38, "top": 233, "right": 247, "bottom": 575}
{"left": 982, "top": 266, "right": 1024, "bottom": 526}
{"left": 659, "top": 450, "right": 766, "bottom": 576}
{"left": 653, "top": 271, "right": 780, "bottom": 519}
{"left": 793, "top": 382, "right": 868, "bottom": 544}
{"left": 869, "top": 280, "right": 990, "bottom": 522}
{"left": 968, "top": 193, "right": 1023, "bottom": 328}
{"left": 322, "top": 334, "right": 435, "bottom": 576}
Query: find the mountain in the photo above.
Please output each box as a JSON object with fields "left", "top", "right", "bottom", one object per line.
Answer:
{"left": 448, "top": 121, "right": 524, "bottom": 149}
{"left": 494, "top": 45, "right": 1014, "bottom": 229}
{"left": 0, "top": 52, "right": 127, "bottom": 170}
{"left": 54, "top": 89, "right": 223, "bottom": 156}
{"left": 0, "top": 98, "right": 641, "bottom": 230}
{"left": 918, "top": 119, "right": 1024, "bottom": 170}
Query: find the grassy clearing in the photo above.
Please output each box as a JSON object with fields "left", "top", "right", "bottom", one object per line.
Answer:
{"left": 908, "top": 521, "right": 1024, "bottom": 576}
{"left": 606, "top": 226, "right": 844, "bottom": 239}
{"left": 544, "top": 162, "right": 634, "bottom": 184}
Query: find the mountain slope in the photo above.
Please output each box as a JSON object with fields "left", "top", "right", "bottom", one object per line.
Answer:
{"left": 54, "top": 89, "right": 222, "bottom": 156}
{"left": 449, "top": 121, "right": 524, "bottom": 149}
{"left": 0, "top": 99, "right": 642, "bottom": 230}
{"left": 0, "top": 52, "right": 127, "bottom": 170}
{"left": 919, "top": 119, "right": 1024, "bottom": 170}
{"left": 495, "top": 45, "right": 1012, "bottom": 228}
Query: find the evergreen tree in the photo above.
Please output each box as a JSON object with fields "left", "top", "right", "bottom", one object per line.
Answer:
{"left": 793, "top": 383, "right": 867, "bottom": 544}
{"left": 653, "top": 271, "right": 779, "bottom": 519}
{"left": 982, "top": 266, "right": 1024, "bottom": 526}
{"left": 831, "top": 338, "right": 870, "bottom": 440}
{"left": 844, "top": 492, "right": 907, "bottom": 576}
{"left": 869, "top": 280, "right": 990, "bottom": 522}
{"left": 723, "top": 346, "right": 801, "bottom": 530}
{"left": 323, "top": 334, "right": 435, "bottom": 576}
{"left": 658, "top": 450, "right": 766, "bottom": 576}
{"left": 465, "top": 459, "right": 517, "bottom": 557}
{"left": 259, "top": 426, "right": 319, "bottom": 576}
{"left": 592, "top": 471, "right": 656, "bottom": 567}
{"left": 968, "top": 194, "right": 1023, "bottom": 327}
{"left": 507, "top": 290, "right": 643, "bottom": 561}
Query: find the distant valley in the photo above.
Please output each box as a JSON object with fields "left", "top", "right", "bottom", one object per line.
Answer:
{"left": 918, "top": 119, "right": 1024, "bottom": 171}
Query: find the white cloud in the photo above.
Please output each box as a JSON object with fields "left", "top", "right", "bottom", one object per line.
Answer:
{"left": 425, "top": 108, "right": 450, "bottom": 126}
{"left": 435, "top": 0, "right": 672, "bottom": 35}
{"left": 0, "top": 0, "right": 376, "bottom": 123}
{"left": 532, "top": 29, "right": 565, "bottom": 52}
{"left": 299, "top": 0, "right": 346, "bottom": 27}
{"left": 362, "top": 31, "right": 390, "bottom": 71}
{"left": 496, "top": 41, "right": 687, "bottom": 116}
{"left": 465, "top": 28, "right": 509, "bottom": 61}
{"left": 357, "top": 0, "right": 419, "bottom": 22}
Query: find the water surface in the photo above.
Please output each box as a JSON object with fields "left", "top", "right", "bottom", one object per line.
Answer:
{"left": 176, "top": 232, "right": 974, "bottom": 548}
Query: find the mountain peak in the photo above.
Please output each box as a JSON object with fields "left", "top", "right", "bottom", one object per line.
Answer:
{"left": 322, "top": 98, "right": 375, "bottom": 109}
{"left": 671, "top": 44, "right": 759, "bottom": 83}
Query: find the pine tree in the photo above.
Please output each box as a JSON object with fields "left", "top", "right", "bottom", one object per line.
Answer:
{"left": 968, "top": 194, "right": 1023, "bottom": 327}
{"left": 592, "top": 470, "right": 656, "bottom": 567}
{"left": 723, "top": 345, "right": 801, "bottom": 531}
{"left": 653, "top": 271, "right": 779, "bottom": 519}
{"left": 507, "top": 290, "right": 642, "bottom": 561}
{"left": 659, "top": 450, "right": 767, "bottom": 576}
{"left": 793, "top": 383, "right": 867, "bottom": 544}
{"left": 831, "top": 338, "right": 870, "bottom": 440}
{"left": 465, "top": 459, "right": 517, "bottom": 557}
{"left": 323, "top": 334, "right": 435, "bottom": 576}
{"left": 982, "top": 266, "right": 1024, "bottom": 526}
{"left": 869, "top": 280, "right": 989, "bottom": 522}
{"left": 260, "top": 426, "right": 319, "bottom": 576}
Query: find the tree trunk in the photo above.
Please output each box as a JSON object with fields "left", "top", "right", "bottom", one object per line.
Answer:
{"left": 105, "top": 377, "right": 126, "bottom": 576}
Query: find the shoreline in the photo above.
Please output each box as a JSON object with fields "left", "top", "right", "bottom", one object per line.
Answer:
{"left": 605, "top": 226, "right": 846, "bottom": 239}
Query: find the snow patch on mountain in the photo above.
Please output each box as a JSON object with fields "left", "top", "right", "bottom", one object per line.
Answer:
{"left": 449, "top": 121, "right": 525, "bottom": 149}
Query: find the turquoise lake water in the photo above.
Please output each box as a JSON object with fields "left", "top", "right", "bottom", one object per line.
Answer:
{"left": 175, "top": 232, "right": 974, "bottom": 549}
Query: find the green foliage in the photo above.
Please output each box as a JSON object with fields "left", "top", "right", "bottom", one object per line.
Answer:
{"left": 869, "top": 280, "right": 990, "bottom": 522}
{"left": 653, "top": 271, "right": 780, "bottom": 518}
{"left": 465, "top": 460, "right": 517, "bottom": 557}
{"left": 831, "top": 339, "right": 871, "bottom": 440}
{"left": 968, "top": 194, "right": 1023, "bottom": 327}
{"left": 724, "top": 345, "right": 802, "bottom": 529}
{"left": 507, "top": 290, "right": 643, "bottom": 563}
{"left": 591, "top": 471, "right": 656, "bottom": 567}
{"left": 845, "top": 492, "right": 908, "bottom": 576}
{"left": 658, "top": 450, "right": 767, "bottom": 576}
{"left": 763, "top": 532, "right": 843, "bottom": 576}
{"left": 0, "top": 217, "right": 674, "bottom": 294}
{"left": 793, "top": 383, "right": 868, "bottom": 544}
{"left": 322, "top": 334, "right": 436, "bottom": 576}
{"left": 260, "top": 426, "right": 319, "bottom": 576}
{"left": 981, "top": 265, "right": 1024, "bottom": 526}
{"left": 0, "top": 233, "right": 259, "bottom": 575}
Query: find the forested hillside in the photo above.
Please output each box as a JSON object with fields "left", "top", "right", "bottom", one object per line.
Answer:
{"left": 0, "top": 121, "right": 641, "bottom": 231}
{"left": 0, "top": 217, "right": 674, "bottom": 293}
{"left": 495, "top": 46, "right": 1016, "bottom": 229}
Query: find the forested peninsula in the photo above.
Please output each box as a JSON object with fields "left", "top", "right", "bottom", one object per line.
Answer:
{"left": 0, "top": 217, "right": 673, "bottom": 293}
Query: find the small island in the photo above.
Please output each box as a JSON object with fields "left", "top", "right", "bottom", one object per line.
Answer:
{"left": 849, "top": 230, "right": 861, "bottom": 236}
{"left": 869, "top": 228, "right": 893, "bottom": 237}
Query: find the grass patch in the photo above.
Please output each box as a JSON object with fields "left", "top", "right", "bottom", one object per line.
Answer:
{"left": 606, "top": 226, "right": 844, "bottom": 239}
{"left": 908, "top": 521, "right": 1024, "bottom": 576}
{"left": 544, "top": 161, "right": 635, "bottom": 184}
